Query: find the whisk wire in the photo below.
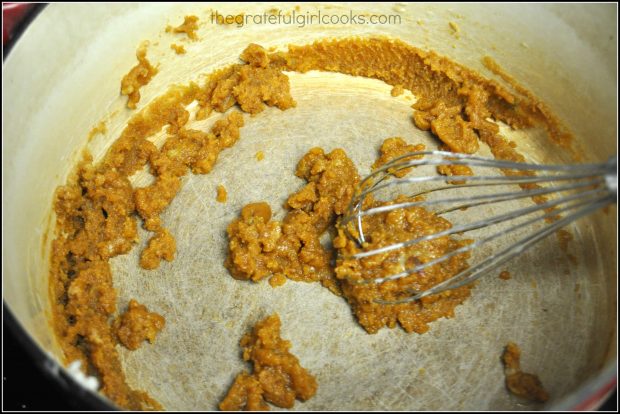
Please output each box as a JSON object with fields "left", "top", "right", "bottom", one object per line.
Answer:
{"left": 377, "top": 195, "right": 612, "bottom": 304}
{"left": 349, "top": 177, "right": 604, "bottom": 221}
{"left": 348, "top": 185, "right": 608, "bottom": 260}
{"left": 350, "top": 188, "right": 610, "bottom": 287}
{"left": 373, "top": 150, "right": 609, "bottom": 177}
{"left": 353, "top": 171, "right": 609, "bottom": 210}
{"left": 355, "top": 150, "right": 607, "bottom": 196}
{"left": 340, "top": 151, "right": 616, "bottom": 304}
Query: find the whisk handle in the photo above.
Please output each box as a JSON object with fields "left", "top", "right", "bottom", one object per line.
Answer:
{"left": 605, "top": 156, "right": 617, "bottom": 199}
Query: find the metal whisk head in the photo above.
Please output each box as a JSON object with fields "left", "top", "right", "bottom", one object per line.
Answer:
{"left": 339, "top": 151, "right": 617, "bottom": 304}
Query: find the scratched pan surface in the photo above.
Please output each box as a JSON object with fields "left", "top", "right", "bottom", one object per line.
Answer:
{"left": 2, "top": 3, "right": 617, "bottom": 411}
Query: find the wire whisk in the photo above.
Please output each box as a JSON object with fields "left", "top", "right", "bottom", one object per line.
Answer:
{"left": 339, "top": 151, "right": 617, "bottom": 304}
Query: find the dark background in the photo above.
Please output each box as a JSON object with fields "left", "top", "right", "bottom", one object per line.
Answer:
{"left": 1, "top": 2, "right": 617, "bottom": 412}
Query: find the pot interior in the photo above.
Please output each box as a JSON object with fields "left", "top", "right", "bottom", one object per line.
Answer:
{"left": 2, "top": 3, "right": 616, "bottom": 410}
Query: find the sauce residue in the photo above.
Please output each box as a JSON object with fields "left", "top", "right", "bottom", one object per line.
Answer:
{"left": 49, "top": 37, "right": 575, "bottom": 408}
{"left": 219, "top": 314, "right": 317, "bottom": 411}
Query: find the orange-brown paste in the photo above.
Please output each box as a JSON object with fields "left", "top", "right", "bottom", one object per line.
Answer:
{"left": 120, "top": 42, "right": 158, "bottom": 110}
{"left": 166, "top": 15, "right": 200, "bottom": 41}
{"left": 216, "top": 185, "right": 228, "bottom": 203}
{"left": 87, "top": 120, "right": 108, "bottom": 142}
{"left": 499, "top": 270, "right": 512, "bottom": 280}
{"left": 277, "top": 39, "right": 573, "bottom": 206}
{"left": 334, "top": 193, "right": 473, "bottom": 334}
{"left": 371, "top": 136, "right": 426, "bottom": 178}
{"left": 219, "top": 314, "right": 317, "bottom": 411}
{"left": 170, "top": 43, "right": 186, "bottom": 55}
{"left": 49, "top": 38, "right": 574, "bottom": 409}
{"left": 114, "top": 299, "right": 165, "bottom": 351}
{"left": 225, "top": 147, "right": 357, "bottom": 295}
{"left": 390, "top": 84, "right": 405, "bottom": 97}
{"left": 226, "top": 139, "right": 472, "bottom": 334}
{"left": 50, "top": 43, "right": 294, "bottom": 409}
{"left": 502, "top": 342, "right": 549, "bottom": 402}
{"left": 435, "top": 144, "right": 474, "bottom": 184}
